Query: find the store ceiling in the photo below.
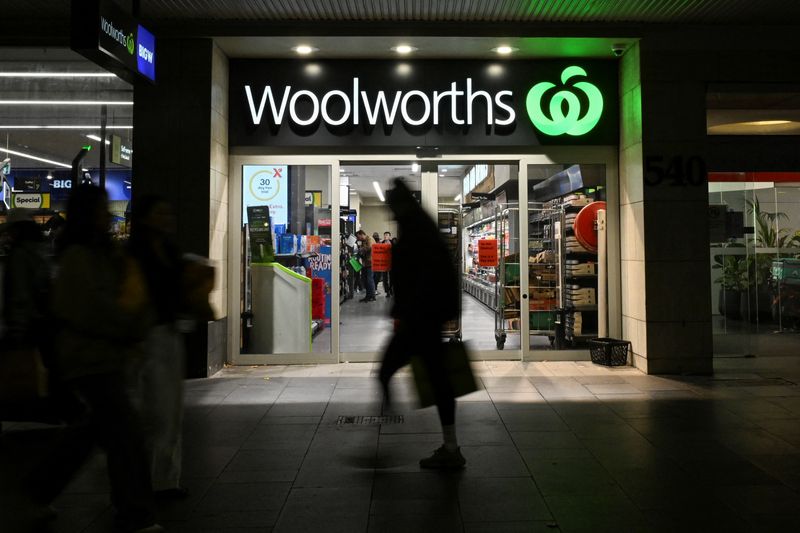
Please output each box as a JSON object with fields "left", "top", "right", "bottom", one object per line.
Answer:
{"left": 14, "top": 0, "right": 800, "bottom": 25}
{"left": 0, "top": 48, "right": 133, "bottom": 171}
{"left": 342, "top": 164, "right": 466, "bottom": 202}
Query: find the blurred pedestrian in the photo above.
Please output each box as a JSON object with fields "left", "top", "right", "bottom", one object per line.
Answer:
{"left": 2, "top": 210, "right": 52, "bottom": 364}
{"left": 51, "top": 184, "right": 161, "bottom": 532}
{"left": 129, "top": 194, "right": 188, "bottom": 500}
{"left": 379, "top": 179, "right": 464, "bottom": 469}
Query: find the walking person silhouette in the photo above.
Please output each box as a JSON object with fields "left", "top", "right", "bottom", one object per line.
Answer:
{"left": 379, "top": 178, "right": 465, "bottom": 469}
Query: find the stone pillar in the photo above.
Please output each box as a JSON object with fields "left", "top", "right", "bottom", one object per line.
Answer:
{"left": 619, "top": 42, "right": 649, "bottom": 371}
{"left": 133, "top": 38, "right": 228, "bottom": 378}
{"left": 620, "top": 40, "right": 713, "bottom": 375}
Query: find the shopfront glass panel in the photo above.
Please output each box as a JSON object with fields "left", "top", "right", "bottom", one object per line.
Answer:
{"left": 454, "top": 163, "right": 521, "bottom": 351}
{"left": 527, "top": 164, "right": 607, "bottom": 351}
{"left": 0, "top": 47, "right": 133, "bottom": 237}
{"left": 338, "top": 163, "right": 421, "bottom": 353}
{"left": 709, "top": 173, "right": 800, "bottom": 357}
{"left": 240, "top": 164, "right": 332, "bottom": 355}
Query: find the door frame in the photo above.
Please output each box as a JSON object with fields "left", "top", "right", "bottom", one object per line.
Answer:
{"left": 227, "top": 148, "right": 619, "bottom": 365}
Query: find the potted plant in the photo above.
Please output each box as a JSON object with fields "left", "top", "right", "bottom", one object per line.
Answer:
{"left": 713, "top": 244, "right": 746, "bottom": 318}
{"left": 743, "top": 198, "right": 800, "bottom": 322}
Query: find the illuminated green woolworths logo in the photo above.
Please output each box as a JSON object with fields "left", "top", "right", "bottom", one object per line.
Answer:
{"left": 526, "top": 66, "right": 603, "bottom": 136}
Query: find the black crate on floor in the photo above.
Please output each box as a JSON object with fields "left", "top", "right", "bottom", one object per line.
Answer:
{"left": 589, "top": 338, "right": 631, "bottom": 366}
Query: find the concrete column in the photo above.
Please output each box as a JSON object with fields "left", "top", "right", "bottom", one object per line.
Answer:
{"left": 133, "top": 38, "right": 228, "bottom": 377}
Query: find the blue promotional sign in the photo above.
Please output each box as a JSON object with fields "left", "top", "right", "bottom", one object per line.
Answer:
{"left": 308, "top": 245, "right": 333, "bottom": 326}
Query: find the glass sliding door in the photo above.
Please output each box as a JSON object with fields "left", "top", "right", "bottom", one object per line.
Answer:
{"left": 526, "top": 162, "right": 609, "bottom": 354}
{"left": 445, "top": 162, "right": 522, "bottom": 356}
{"left": 236, "top": 162, "right": 334, "bottom": 360}
{"left": 338, "top": 162, "right": 421, "bottom": 357}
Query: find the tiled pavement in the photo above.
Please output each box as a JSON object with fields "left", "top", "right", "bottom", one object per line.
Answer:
{"left": 4, "top": 357, "right": 800, "bottom": 533}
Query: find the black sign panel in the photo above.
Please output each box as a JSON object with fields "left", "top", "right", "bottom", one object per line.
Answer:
{"left": 229, "top": 60, "right": 618, "bottom": 149}
{"left": 71, "top": 0, "right": 156, "bottom": 82}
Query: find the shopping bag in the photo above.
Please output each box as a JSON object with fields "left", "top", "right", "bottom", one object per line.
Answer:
{"left": 411, "top": 340, "right": 478, "bottom": 408}
{"left": 348, "top": 256, "right": 363, "bottom": 272}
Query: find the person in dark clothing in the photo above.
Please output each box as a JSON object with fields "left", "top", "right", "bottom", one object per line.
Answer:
{"left": 355, "top": 230, "right": 376, "bottom": 302}
{"left": 2, "top": 210, "right": 52, "bottom": 360}
{"left": 379, "top": 179, "right": 464, "bottom": 469}
{"left": 128, "top": 195, "right": 188, "bottom": 500}
{"left": 48, "top": 184, "right": 161, "bottom": 533}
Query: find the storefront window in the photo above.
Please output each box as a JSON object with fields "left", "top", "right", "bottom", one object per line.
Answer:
{"left": 0, "top": 48, "right": 133, "bottom": 238}
{"left": 240, "top": 164, "right": 332, "bottom": 355}
{"left": 527, "top": 163, "right": 607, "bottom": 351}
{"left": 709, "top": 172, "right": 800, "bottom": 357}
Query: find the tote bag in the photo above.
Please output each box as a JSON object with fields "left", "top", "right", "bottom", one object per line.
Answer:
{"left": 411, "top": 340, "right": 477, "bottom": 408}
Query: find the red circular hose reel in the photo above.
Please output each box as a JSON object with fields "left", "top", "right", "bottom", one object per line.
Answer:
{"left": 573, "top": 201, "right": 606, "bottom": 253}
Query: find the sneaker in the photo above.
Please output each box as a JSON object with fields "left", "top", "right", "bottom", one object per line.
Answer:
{"left": 419, "top": 446, "right": 466, "bottom": 470}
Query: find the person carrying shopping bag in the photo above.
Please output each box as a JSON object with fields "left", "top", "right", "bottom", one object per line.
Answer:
{"left": 379, "top": 178, "right": 467, "bottom": 469}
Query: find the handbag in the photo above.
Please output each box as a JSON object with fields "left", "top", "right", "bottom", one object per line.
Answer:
{"left": 0, "top": 346, "right": 49, "bottom": 415}
{"left": 411, "top": 340, "right": 478, "bottom": 408}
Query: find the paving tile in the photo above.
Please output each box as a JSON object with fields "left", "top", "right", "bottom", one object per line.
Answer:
{"left": 458, "top": 477, "right": 552, "bottom": 522}
{"left": 368, "top": 499, "right": 462, "bottom": 533}
{"left": 463, "top": 522, "right": 560, "bottom": 532}
{"left": 273, "top": 487, "right": 371, "bottom": 533}
{"left": 544, "top": 487, "right": 652, "bottom": 533}
{"left": 713, "top": 484, "right": 800, "bottom": 516}
{"left": 195, "top": 482, "right": 291, "bottom": 514}
{"left": 524, "top": 456, "right": 619, "bottom": 496}
{"left": 584, "top": 383, "right": 643, "bottom": 395}
{"left": 510, "top": 431, "right": 585, "bottom": 450}
{"left": 458, "top": 445, "right": 530, "bottom": 477}
{"left": 498, "top": 409, "right": 569, "bottom": 432}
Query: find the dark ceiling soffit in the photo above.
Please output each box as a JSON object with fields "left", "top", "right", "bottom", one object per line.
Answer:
{"left": 140, "top": 21, "right": 641, "bottom": 38}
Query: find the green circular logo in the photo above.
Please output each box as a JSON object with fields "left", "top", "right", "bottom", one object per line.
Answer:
{"left": 127, "top": 34, "right": 135, "bottom": 55}
{"left": 526, "top": 66, "right": 603, "bottom": 136}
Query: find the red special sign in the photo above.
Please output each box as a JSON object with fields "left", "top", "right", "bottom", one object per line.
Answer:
{"left": 372, "top": 243, "right": 392, "bottom": 272}
{"left": 477, "top": 239, "right": 498, "bottom": 267}
{"left": 318, "top": 218, "right": 332, "bottom": 227}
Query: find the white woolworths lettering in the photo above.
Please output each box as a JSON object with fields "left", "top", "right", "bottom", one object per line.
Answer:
{"left": 244, "top": 77, "right": 516, "bottom": 128}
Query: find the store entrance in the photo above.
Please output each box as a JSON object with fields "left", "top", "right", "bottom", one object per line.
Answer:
{"left": 228, "top": 151, "right": 620, "bottom": 365}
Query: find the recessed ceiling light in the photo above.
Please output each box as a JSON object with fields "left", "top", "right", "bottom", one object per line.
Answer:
{"left": 391, "top": 45, "right": 417, "bottom": 55}
{"left": 492, "top": 46, "right": 518, "bottom": 55}
{"left": 411, "top": 163, "right": 419, "bottom": 172}
{"left": 292, "top": 45, "right": 318, "bottom": 55}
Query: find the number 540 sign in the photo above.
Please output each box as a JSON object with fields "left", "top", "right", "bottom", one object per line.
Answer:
{"left": 644, "top": 155, "right": 706, "bottom": 186}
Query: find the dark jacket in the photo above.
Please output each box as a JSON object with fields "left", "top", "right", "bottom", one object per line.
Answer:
{"left": 53, "top": 244, "right": 154, "bottom": 381}
{"left": 387, "top": 180, "right": 459, "bottom": 325}
{"left": 2, "top": 239, "right": 50, "bottom": 348}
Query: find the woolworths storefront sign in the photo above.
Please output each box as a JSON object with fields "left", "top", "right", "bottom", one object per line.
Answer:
{"left": 229, "top": 60, "right": 618, "bottom": 148}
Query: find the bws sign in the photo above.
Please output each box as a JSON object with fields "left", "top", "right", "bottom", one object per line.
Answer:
{"left": 230, "top": 60, "right": 618, "bottom": 148}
